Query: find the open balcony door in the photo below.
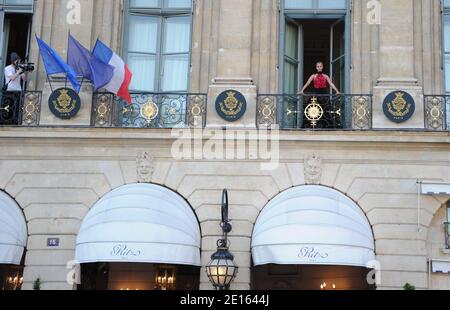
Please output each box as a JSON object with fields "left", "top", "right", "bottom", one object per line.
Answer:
{"left": 330, "top": 18, "right": 345, "bottom": 94}
{"left": 282, "top": 20, "right": 303, "bottom": 128}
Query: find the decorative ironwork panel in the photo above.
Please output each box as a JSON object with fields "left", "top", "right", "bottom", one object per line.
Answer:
{"left": 0, "top": 92, "right": 23, "bottom": 126}
{"left": 92, "top": 92, "right": 207, "bottom": 129}
{"left": 92, "top": 93, "right": 115, "bottom": 127}
{"left": 187, "top": 94, "right": 207, "bottom": 128}
{"left": 302, "top": 95, "right": 343, "bottom": 129}
{"left": 256, "top": 94, "right": 372, "bottom": 130}
{"left": 21, "top": 91, "right": 41, "bottom": 126}
{"left": 282, "top": 95, "right": 301, "bottom": 129}
{"left": 351, "top": 95, "right": 372, "bottom": 130}
{"left": 256, "top": 95, "right": 277, "bottom": 128}
{"left": 424, "top": 96, "right": 447, "bottom": 131}
{"left": 113, "top": 93, "right": 185, "bottom": 128}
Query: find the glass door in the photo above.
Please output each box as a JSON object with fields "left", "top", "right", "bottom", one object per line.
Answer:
{"left": 330, "top": 18, "right": 345, "bottom": 93}
{"left": 282, "top": 21, "right": 301, "bottom": 128}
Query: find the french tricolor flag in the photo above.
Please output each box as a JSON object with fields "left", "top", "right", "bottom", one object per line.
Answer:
{"left": 92, "top": 39, "right": 133, "bottom": 104}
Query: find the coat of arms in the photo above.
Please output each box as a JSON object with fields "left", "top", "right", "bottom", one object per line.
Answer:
{"left": 220, "top": 91, "right": 243, "bottom": 117}
{"left": 215, "top": 90, "right": 247, "bottom": 122}
{"left": 387, "top": 92, "right": 411, "bottom": 117}
{"left": 53, "top": 89, "right": 76, "bottom": 114}
{"left": 383, "top": 90, "right": 416, "bottom": 123}
{"left": 48, "top": 87, "right": 81, "bottom": 119}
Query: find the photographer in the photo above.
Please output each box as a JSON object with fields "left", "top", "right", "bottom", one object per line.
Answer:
{"left": 4, "top": 52, "right": 27, "bottom": 92}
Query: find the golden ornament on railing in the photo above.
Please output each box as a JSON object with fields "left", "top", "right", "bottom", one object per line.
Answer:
{"left": 304, "top": 97, "right": 324, "bottom": 128}
{"left": 140, "top": 99, "right": 159, "bottom": 123}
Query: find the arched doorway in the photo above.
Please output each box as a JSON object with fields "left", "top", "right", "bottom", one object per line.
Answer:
{"left": 0, "top": 191, "right": 27, "bottom": 290}
{"left": 75, "top": 184, "right": 201, "bottom": 290}
{"left": 427, "top": 201, "right": 450, "bottom": 289}
{"left": 251, "top": 185, "right": 375, "bottom": 290}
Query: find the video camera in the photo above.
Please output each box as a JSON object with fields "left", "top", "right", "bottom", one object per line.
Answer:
{"left": 16, "top": 60, "right": 35, "bottom": 73}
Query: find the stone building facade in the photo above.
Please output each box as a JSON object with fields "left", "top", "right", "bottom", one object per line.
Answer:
{"left": 0, "top": 0, "right": 449, "bottom": 290}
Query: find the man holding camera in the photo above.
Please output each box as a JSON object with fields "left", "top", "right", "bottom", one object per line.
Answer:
{"left": 4, "top": 52, "right": 27, "bottom": 92}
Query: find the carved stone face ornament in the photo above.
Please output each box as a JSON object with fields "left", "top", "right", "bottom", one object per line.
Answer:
{"left": 304, "top": 153, "right": 322, "bottom": 185}
{"left": 136, "top": 152, "right": 154, "bottom": 183}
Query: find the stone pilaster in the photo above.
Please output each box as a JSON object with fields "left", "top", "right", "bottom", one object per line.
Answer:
{"left": 207, "top": 0, "right": 257, "bottom": 128}
{"left": 373, "top": 0, "right": 424, "bottom": 129}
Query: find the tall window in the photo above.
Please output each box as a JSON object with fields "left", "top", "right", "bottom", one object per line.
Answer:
{"left": 443, "top": 0, "right": 450, "bottom": 127}
{"left": 0, "top": 0, "right": 34, "bottom": 83}
{"left": 446, "top": 201, "right": 450, "bottom": 249}
{"left": 281, "top": 0, "right": 348, "bottom": 94}
{"left": 280, "top": 0, "right": 349, "bottom": 129}
{"left": 125, "top": 0, "right": 192, "bottom": 93}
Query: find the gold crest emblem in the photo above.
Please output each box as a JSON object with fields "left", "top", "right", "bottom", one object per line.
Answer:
{"left": 220, "top": 91, "right": 243, "bottom": 117}
{"left": 304, "top": 97, "right": 324, "bottom": 128}
{"left": 387, "top": 92, "right": 411, "bottom": 117}
{"left": 140, "top": 99, "right": 159, "bottom": 122}
{"left": 53, "top": 89, "right": 76, "bottom": 114}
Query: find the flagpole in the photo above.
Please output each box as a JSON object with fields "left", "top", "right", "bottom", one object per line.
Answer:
{"left": 46, "top": 74, "right": 54, "bottom": 93}
{"left": 66, "top": 31, "right": 70, "bottom": 90}
{"left": 78, "top": 77, "right": 85, "bottom": 94}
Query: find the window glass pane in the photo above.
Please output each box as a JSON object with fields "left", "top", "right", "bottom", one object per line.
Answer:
{"left": 162, "top": 54, "right": 189, "bottom": 91}
{"left": 448, "top": 203, "right": 450, "bottom": 221}
{"left": 129, "top": 0, "right": 159, "bottom": 8}
{"left": 4, "top": 0, "right": 33, "bottom": 4}
{"left": 284, "top": 61, "right": 298, "bottom": 94}
{"left": 317, "top": 0, "right": 346, "bottom": 9}
{"left": 446, "top": 54, "right": 450, "bottom": 93}
{"left": 128, "top": 15, "right": 158, "bottom": 54}
{"left": 285, "top": 0, "right": 346, "bottom": 10}
{"left": 164, "top": 17, "right": 191, "bottom": 53}
{"left": 166, "top": 0, "right": 191, "bottom": 8}
{"left": 445, "top": 15, "right": 450, "bottom": 52}
{"left": 285, "top": 23, "right": 298, "bottom": 60}
{"left": 445, "top": 0, "right": 450, "bottom": 8}
{"left": 128, "top": 54, "right": 156, "bottom": 91}
{"left": 285, "top": 0, "right": 313, "bottom": 9}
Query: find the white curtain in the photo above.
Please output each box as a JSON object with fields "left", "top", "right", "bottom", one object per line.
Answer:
{"left": 162, "top": 16, "right": 190, "bottom": 92}
{"left": 128, "top": 54, "right": 156, "bottom": 92}
{"left": 128, "top": 15, "right": 158, "bottom": 91}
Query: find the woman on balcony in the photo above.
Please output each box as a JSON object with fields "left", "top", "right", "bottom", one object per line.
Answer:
{"left": 298, "top": 62, "right": 340, "bottom": 96}
{"left": 298, "top": 62, "right": 341, "bottom": 129}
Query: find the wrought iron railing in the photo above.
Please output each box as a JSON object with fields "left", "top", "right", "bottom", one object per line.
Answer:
{"left": 1, "top": 91, "right": 449, "bottom": 132}
{"left": 0, "top": 91, "right": 42, "bottom": 126}
{"left": 256, "top": 94, "right": 373, "bottom": 130}
{"left": 423, "top": 95, "right": 449, "bottom": 131}
{"left": 445, "top": 222, "right": 450, "bottom": 250}
{"left": 92, "top": 92, "right": 207, "bottom": 128}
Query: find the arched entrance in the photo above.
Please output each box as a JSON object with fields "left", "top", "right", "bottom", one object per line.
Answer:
{"left": 251, "top": 185, "right": 375, "bottom": 290}
{"left": 75, "top": 184, "right": 201, "bottom": 290}
{"left": 0, "top": 191, "right": 27, "bottom": 290}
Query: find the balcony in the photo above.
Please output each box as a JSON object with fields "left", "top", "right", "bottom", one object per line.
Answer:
{"left": 0, "top": 91, "right": 449, "bottom": 131}
{"left": 256, "top": 94, "right": 372, "bottom": 130}
{"left": 257, "top": 94, "right": 449, "bottom": 131}
{"left": 91, "top": 92, "right": 208, "bottom": 129}
{"left": 0, "top": 91, "right": 207, "bottom": 128}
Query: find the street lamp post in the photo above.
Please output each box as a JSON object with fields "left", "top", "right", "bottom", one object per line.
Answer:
{"left": 206, "top": 189, "right": 239, "bottom": 290}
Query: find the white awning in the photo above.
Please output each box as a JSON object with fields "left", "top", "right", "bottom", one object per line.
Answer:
{"left": 252, "top": 186, "right": 375, "bottom": 267}
{"left": 0, "top": 191, "right": 27, "bottom": 265}
{"left": 432, "top": 259, "right": 450, "bottom": 273}
{"left": 76, "top": 184, "right": 201, "bottom": 266}
{"left": 420, "top": 181, "right": 450, "bottom": 195}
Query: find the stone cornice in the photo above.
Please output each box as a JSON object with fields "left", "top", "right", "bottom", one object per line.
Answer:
{"left": 0, "top": 127, "right": 448, "bottom": 145}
